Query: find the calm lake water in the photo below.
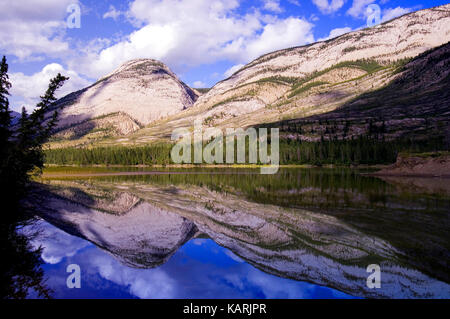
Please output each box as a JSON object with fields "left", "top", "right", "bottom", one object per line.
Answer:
{"left": 21, "top": 168, "right": 450, "bottom": 299}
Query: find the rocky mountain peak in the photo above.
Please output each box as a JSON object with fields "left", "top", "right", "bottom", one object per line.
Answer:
{"left": 50, "top": 58, "right": 198, "bottom": 141}
{"left": 98, "top": 58, "right": 174, "bottom": 81}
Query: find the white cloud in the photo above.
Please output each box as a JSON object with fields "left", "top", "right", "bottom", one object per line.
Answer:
{"left": 236, "top": 17, "right": 314, "bottom": 61}
{"left": 0, "top": 0, "right": 77, "bottom": 60}
{"left": 224, "top": 64, "right": 245, "bottom": 78}
{"left": 347, "top": 0, "right": 375, "bottom": 18}
{"left": 312, "top": 0, "right": 346, "bottom": 14}
{"left": 23, "top": 220, "right": 90, "bottom": 264}
{"left": 318, "top": 26, "right": 352, "bottom": 41}
{"left": 310, "top": 14, "right": 320, "bottom": 22}
{"left": 91, "top": 253, "right": 176, "bottom": 299}
{"left": 69, "top": 0, "right": 315, "bottom": 79}
{"left": 288, "top": 0, "right": 301, "bottom": 6}
{"left": 103, "top": 5, "right": 123, "bottom": 20}
{"left": 382, "top": 7, "right": 412, "bottom": 23}
{"left": 193, "top": 81, "right": 206, "bottom": 87}
{"left": 263, "top": 0, "right": 283, "bottom": 13}
{"left": 347, "top": 0, "right": 411, "bottom": 22}
{"left": 10, "top": 63, "right": 91, "bottom": 111}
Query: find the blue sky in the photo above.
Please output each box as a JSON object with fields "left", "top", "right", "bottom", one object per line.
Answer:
{"left": 1, "top": 0, "right": 447, "bottom": 112}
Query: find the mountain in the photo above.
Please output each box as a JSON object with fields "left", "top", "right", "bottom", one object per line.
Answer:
{"left": 46, "top": 4, "right": 450, "bottom": 148}
{"left": 48, "top": 59, "right": 197, "bottom": 145}
{"left": 265, "top": 41, "right": 450, "bottom": 144}
{"left": 193, "top": 4, "right": 450, "bottom": 122}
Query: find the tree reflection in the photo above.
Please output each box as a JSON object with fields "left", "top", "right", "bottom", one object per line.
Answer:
{"left": 1, "top": 219, "right": 52, "bottom": 299}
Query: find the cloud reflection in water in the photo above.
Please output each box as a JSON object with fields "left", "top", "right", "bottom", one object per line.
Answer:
{"left": 26, "top": 220, "right": 354, "bottom": 299}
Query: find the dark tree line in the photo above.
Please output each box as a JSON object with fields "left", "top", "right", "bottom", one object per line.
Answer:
{"left": 278, "top": 136, "right": 446, "bottom": 165}
{"left": 45, "top": 144, "right": 173, "bottom": 166}
{"left": 0, "top": 56, "right": 68, "bottom": 299}
{"left": 44, "top": 135, "right": 446, "bottom": 166}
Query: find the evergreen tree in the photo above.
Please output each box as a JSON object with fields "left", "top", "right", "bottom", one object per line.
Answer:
{"left": 0, "top": 56, "right": 68, "bottom": 299}
{"left": 0, "top": 56, "right": 12, "bottom": 171}
{"left": 0, "top": 55, "right": 68, "bottom": 218}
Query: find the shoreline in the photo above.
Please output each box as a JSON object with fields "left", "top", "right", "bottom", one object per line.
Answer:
{"left": 365, "top": 172, "right": 450, "bottom": 178}
{"left": 368, "top": 152, "right": 450, "bottom": 178}
{"left": 43, "top": 163, "right": 389, "bottom": 169}
{"left": 42, "top": 153, "right": 450, "bottom": 178}
{"left": 40, "top": 171, "right": 262, "bottom": 178}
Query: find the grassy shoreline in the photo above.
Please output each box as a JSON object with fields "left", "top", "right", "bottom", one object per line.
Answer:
{"left": 40, "top": 164, "right": 387, "bottom": 179}
{"left": 43, "top": 163, "right": 388, "bottom": 170}
{"left": 41, "top": 152, "right": 450, "bottom": 178}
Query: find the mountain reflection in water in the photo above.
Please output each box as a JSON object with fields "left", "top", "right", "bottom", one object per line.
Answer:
{"left": 25, "top": 168, "right": 450, "bottom": 298}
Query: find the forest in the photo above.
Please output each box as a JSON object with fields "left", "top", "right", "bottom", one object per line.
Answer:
{"left": 43, "top": 136, "right": 447, "bottom": 166}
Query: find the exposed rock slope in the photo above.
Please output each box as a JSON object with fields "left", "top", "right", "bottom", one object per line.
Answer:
{"left": 126, "top": 5, "right": 450, "bottom": 140}
{"left": 265, "top": 41, "right": 450, "bottom": 143}
{"left": 194, "top": 5, "right": 450, "bottom": 115}
{"left": 47, "top": 4, "right": 450, "bottom": 148}
{"left": 49, "top": 59, "right": 197, "bottom": 142}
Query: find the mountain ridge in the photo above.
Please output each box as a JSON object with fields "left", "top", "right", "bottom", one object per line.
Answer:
{"left": 46, "top": 4, "right": 450, "bottom": 149}
{"left": 48, "top": 59, "right": 198, "bottom": 143}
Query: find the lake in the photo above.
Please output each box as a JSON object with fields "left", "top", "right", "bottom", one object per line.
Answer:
{"left": 20, "top": 167, "right": 450, "bottom": 298}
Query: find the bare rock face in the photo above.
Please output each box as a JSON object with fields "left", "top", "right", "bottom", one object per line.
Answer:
{"left": 51, "top": 59, "right": 197, "bottom": 136}
{"left": 201, "top": 5, "right": 450, "bottom": 101}
{"left": 45, "top": 4, "right": 450, "bottom": 147}
{"left": 188, "top": 5, "right": 450, "bottom": 125}
{"left": 103, "top": 4, "right": 449, "bottom": 144}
